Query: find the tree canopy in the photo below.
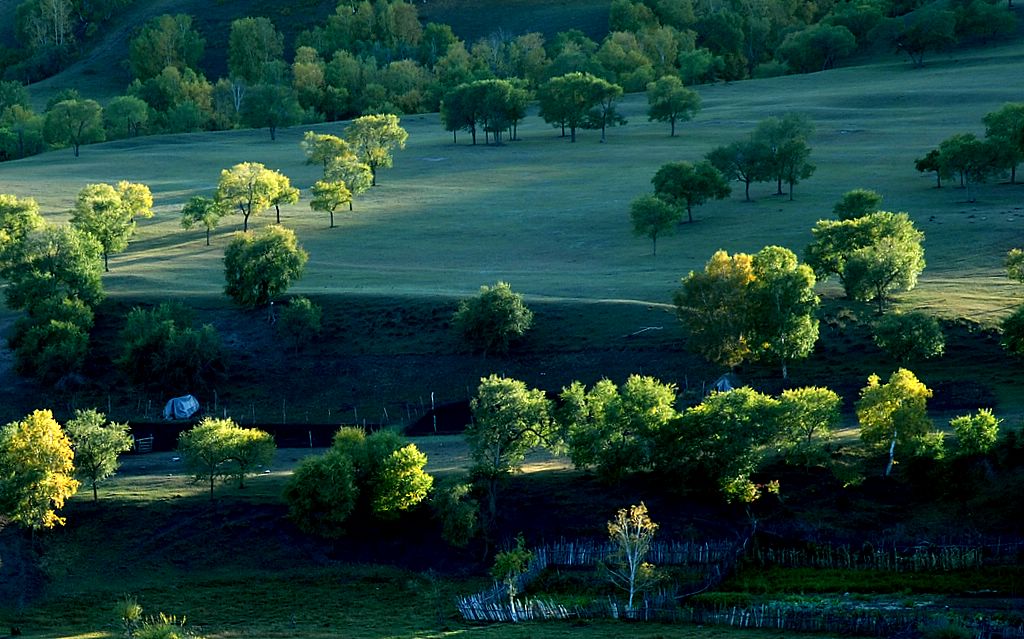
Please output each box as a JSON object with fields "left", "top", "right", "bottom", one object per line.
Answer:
{"left": 70, "top": 181, "right": 154, "bottom": 271}
{"left": 224, "top": 225, "right": 308, "bottom": 308}
{"left": 646, "top": 75, "right": 700, "bottom": 137}
{"left": 0, "top": 409, "right": 79, "bottom": 529}
{"left": 629, "top": 195, "right": 680, "bottom": 255}
{"left": 66, "top": 409, "right": 133, "bottom": 502}
{"left": 452, "top": 281, "right": 533, "bottom": 356}
{"left": 856, "top": 368, "right": 936, "bottom": 476}
{"left": 651, "top": 160, "right": 730, "bottom": 223}
{"left": 345, "top": 113, "right": 408, "bottom": 185}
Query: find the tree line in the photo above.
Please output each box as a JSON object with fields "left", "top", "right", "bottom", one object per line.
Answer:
{"left": 2, "top": 0, "right": 1016, "bottom": 162}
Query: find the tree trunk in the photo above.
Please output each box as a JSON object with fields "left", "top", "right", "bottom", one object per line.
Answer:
{"left": 330, "top": 211, "right": 335, "bottom": 228}
{"left": 206, "top": 227, "right": 211, "bottom": 246}
{"left": 687, "top": 204, "right": 694, "bottom": 224}
{"left": 275, "top": 204, "right": 281, "bottom": 224}
{"left": 73, "top": 142, "right": 80, "bottom": 157}
{"left": 781, "top": 359, "right": 788, "bottom": 380}
{"left": 209, "top": 474, "right": 215, "bottom": 499}
{"left": 243, "top": 212, "right": 250, "bottom": 232}
{"left": 789, "top": 181, "right": 794, "bottom": 201}
{"left": 103, "top": 251, "right": 109, "bottom": 272}
{"left": 270, "top": 125, "right": 277, "bottom": 141}
{"left": 777, "top": 176, "right": 784, "bottom": 196}
{"left": 935, "top": 172, "right": 942, "bottom": 188}
{"left": 744, "top": 179, "right": 751, "bottom": 201}
{"left": 370, "top": 166, "right": 377, "bottom": 186}
{"left": 670, "top": 117, "right": 676, "bottom": 137}
{"left": 452, "top": 130, "right": 457, "bottom": 144}
{"left": 651, "top": 234, "right": 657, "bottom": 256}
{"left": 349, "top": 201, "right": 353, "bottom": 211}
{"left": 92, "top": 480, "right": 98, "bottom": 502}
{"left": 570, "top": 126, "right": 576, "bottom": 143}
{"left": 885, "top": 429, "right": 898, "bottom": 476}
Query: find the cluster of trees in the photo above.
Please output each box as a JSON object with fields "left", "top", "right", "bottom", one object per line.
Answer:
{"left": 915, "top": 103, "right": 1024, "bottom": 202}
{"left": 177, "top": 417, "right": 276, "bottom": 498}
{"left": 283, "top": 426, "right": 432, "bottom": 536}
{"left": 0, "top": 408, "right": 132, "bottom": 529}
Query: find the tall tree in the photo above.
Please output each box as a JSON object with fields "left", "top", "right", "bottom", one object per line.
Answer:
{"left": 857, "top": 368, "right": 934, "bottom": 477}
{"left": 240, "top": 83, "right": 302, "bottom": 141}
{"left": 325, "top": 155, "right": 373, "bottom": 211}
{"left": 178, "top": 417, "right": 238, "bottom": 499}
{"left": 706, "top": 138, "right": 772, "bottom": 201}
{"left": 215, "top": 162, "right": 277, "bottom": 232}
{"left": 223, "top": 225, "right": 308, "bottom": 308}
{"left": 228, "top": 17, "right": 284, "bottom": 84}
{"left": 914, "top": 149, "right": 947, "bottom": 188}
{"left": 102, "top": 96, "right": 149, "bottom": 139}
{"left": 538, "top": 72, "right": 608, "bottom": 142}
{"left": 938, "top": 133, "right": 997, "bottom": 202}
{"left": 65, "top": 409, "right": 133, "bottom": 502}
{"left": 878, "top": 7, "right": 957, "bottom": 68}
{"left": 983, "top": 103, "right": 1024, "bottom": 184}
{"left": 180, "top": 195, "right": 227, "bottom": 246}
{"left": 629, "top": 194, "right": 680, "bottom": 255}
{"left": 301, "top": 130, "right": 350, "bottom": 169}
{"left": 0, "top": 193, "right": 45, "bottom": 258}
{"left": 673, "top": 250, "right": 754, "bottom": 367}
{"left": 753, "top": 113, "right": 815, "bottom": 197}
{"left": 833, "top": 188, "right": 883, "bottom": 220}
{"left": 70, "top": 181, "right": 154, "bottom": 271}
{"left": 605, "top": 503, "right": 660, "bottom": 611}
{"left": 747, "top": 246, "right": 819, "bottom": 378}
{"left": 1, "top": 225, "right": 104, "bottom": 311}
{"left": 0, "top": 409, "right": 79, "bottom": 529}
{"left": 267, "top": 171, "right": 300, "bottom": 224}
{"left": 345, "top": 113, "right": 408, "bottom": 185}
{"left": 309, "top": 179, "right": 351, "bottom": 228}
{"left": 645, "top": 75, "right": 701, "bottom": 137}
{"left": 651, "top": 160, "right": 730, "bottom": 223}
{"left": 584, "top": 77, "right": 625, "bottom": 143}
{"left": 43, "top": 98, "right": 104, "bottom": 157}
{"left": 129, "top": 13, "right": 205, "bottom": 81}
{"left": 467, "top": 375, "right": 554, "bottom": 523}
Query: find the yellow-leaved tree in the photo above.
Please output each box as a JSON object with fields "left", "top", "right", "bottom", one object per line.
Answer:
{"left": 0, "top": 409, "right": 79, "bottom": 529}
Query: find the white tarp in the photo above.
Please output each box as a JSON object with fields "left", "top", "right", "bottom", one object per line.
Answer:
{"left": 163, "top": 394, "right": 200, "bottom": 420}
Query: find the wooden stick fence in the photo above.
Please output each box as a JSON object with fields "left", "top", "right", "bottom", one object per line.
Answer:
{"left": 750, "top": 539, "right": 1024, "bottom": 572}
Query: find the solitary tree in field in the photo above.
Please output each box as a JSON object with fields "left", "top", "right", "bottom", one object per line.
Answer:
{"left": 605, "top": 502, "right": 659, "bottom": 612}
{"left": 629, "top": 195, "right": 680, "bottom": 255}
{"left": 651, "top": 160, "right": 730, "bottom": 223}
{"left": 70, "top": 181, "right": 155, "bottom": 271}
{"left": 43, "top": 99, "right": 104, "bottom": 156}
{"left": 857, "top": 368, "right": 935, "bottom": 477}
{"left": 646, "top": 75, "right": 700, "bottom": 137}
{"left": 267, "top": 171, "right": 300, "bottom": 224}
{"left": 452, "top": 282, "right": 533, "bottom": 356}
{"left": 310, "top": 180, "right": 351, "bottom": 228}
{"left": 0, "top": 409, "right": 79, "bottom": 529}
{"left": 240, "top": 83, "right": 303, "bottom": 141}
{"left": 224, "top": 225, "right": 308, "bottom": 308}
{"left": 467, "top": 375, "right": 554, "bottom": 523}
{"left": 345, "top": 114, "right": 408, "bottom": 186}
{"left": 833, "top": 188, "right": 883, "bottom": 220}
{"left": 215, "top": 162, "right": 277, "bottom": 232}
{"left": 66, "top": 409, "right": 134, "bottom": 502}
{"left": 178, "top": 418, "right": 236, "bottom": 498}
{"left": 914, "top": 149, "right": 947, "bottom": 188}
{"left": 181, "top": 196, "right": 228, "bottom": 246}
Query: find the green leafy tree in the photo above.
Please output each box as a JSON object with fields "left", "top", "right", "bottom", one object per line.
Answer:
{"left": 277, "top": 296, "right": 322, "bottom": 353}
{"left": 706, "top": 138, "right": 772, "bottom": 201}
{"left": 325, "top": 155, "right": 373, "bottom": 211}
{"left": 240, "top": 83, "right": 302, "bottom": 141}
{"left": 805, "top": 211, "right": 925, "bottom": 310}
{"left": 1007, "top": 248, "right": 1024, "bottom": 284}
{"left": 877, "top": 8, "right": 957, "bottom": 68}
{"left": 938, "top": 133, "right": 997, "bottom": 202}
{"left": 583, "top": 77, "right": 625, "bottom": 143}
{"left": 857, "top": 368, "right": 935, "bottom": 476}
{"left": 983, "top": 103, "right": 1024, "bottom": 184}
{"left": 1, "top": 224, "right": 104, "bottom": 311}
{"left": 491, "top": 534, "right": 533, "bottom": 613}
{"left": 225, "top": 426, "right": 275, "bottom": 489}
{"left": 659, "top": 387, "right": 781, "bottom": 502}
{"left": 283, "top": 450, "right": 357, "bottom": 537}
{"left": 1000, "top": 305, "right": 1024, "bottom": 356}
{"left": 345, "top": 113, "right": 408, "bottom": 185}
{"left": 0, "top": 409, "right": 79, "bottom": 529}
{"left": 776, "top": 23, "right": 856, "bottom": 72}
{"left": 452, "top": 281, "right": 533, "bottom": 356}
{"left": 467, "top": 375, "right": 554, "bottom": 522}
{"left": 673, "top": 250, "right": 754, "bottom": 367}
{"left": 102, "top": 95, "right": 149, "bottom": 139}
{"left": 310, "top": 179, "right": 351, "bottom": 228}
{"left": 777, "top": 387, "right": 841, "bottom": 467}
{"left": 651, "top": 160, "right": 730, "bottom": 223}
{"left": 873, "top": 311, "right": 945, "bottom": 363}
{"left": 538, "top": 72, "right": 608, "bottom": 142}
{"left": 629, "top": 195, "right": 680, "bottom": 256}
{"left": 431, "top": 479, "right": 479, "bottom": 547}
{"left": 558, "top": 375, "right": 677, "bottom": 480}
{"left": 181, "top": 196, "right": 228, "bottom": 246}
{"left": 645, "top": 75, "right": 700, "bottom": 137}
{"left": 215, "top": 162, "right": 277, "bottom": 232}
{"left": 267, "top": 171, "right": 299, "bottom": 224}
{"left": 11, "top": 316, "right": 90, "bottom": 383}
{"left": 70, "top": 181, "right": 154, "bottom": 271}
{"left": 915, "top": 149, "right": 947, "bottom": 188}
{"left": 65, "top": 409, "right": 133, "bottom": 502}
{"left": 833, "top": 188, "right": 883, "bottom": 220}
{"left": 747, "top": 246, "right": 819, "bottom": 378}
{"left": 0, "top": 193, "right": 45, "bottom": 257}
{"left": 228, "top": 17, "right": 284, "bottom": 84}
{"left": 951, "top": 409, "right": 1000, "bottom": 457}
{"left": 301, "top": 131, "right": 350, "bottom": 169}
{"left": 117, "top": 302, "right": 223, "bottom": 390}
{"left": 44, "top": 98, "right": 104, "bottom": 156}
{"left": 605, "top": 503, "right": 659, "bottom": 611}
{"left": 224, "top": 225, "right": 308, "bottom": 308}
{"left": 129, "top": 14, "right": 205, "bottom": 81}
{"left": 1, "top": 104, "right": 48, "bottom": 160}
{"left": 753, "top": 113, "right": 815, "bottom": 198}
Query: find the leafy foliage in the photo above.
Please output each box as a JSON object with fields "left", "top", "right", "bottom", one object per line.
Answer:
{"left": 180, "top": 196, "right": 228, "bottom": 246}
{"left": 856, "top": 368, "right": 936, "bottom": 476}
{"left": 777, "top": 387, "right": 841, "bottom": 467}
{"left": 66, "top": 409, "right": 133, "bottom": 501}
{"left": 629, "top": 194, "right": 680, "bottom": 255}
{"left": 117, "top": 302, "right": 223, "bottom": 390}
{"left": 645, "top": 75, "right": 700, "bottom": 137}
{"left": 873, "top": 312, "right": 945, "bottom": 363}
{"left": 276, "top": 296, "right": 322, "bottom": 353}
{"left": 0, "top": 409, "right": 79, "bottom": 529}
{"left": 70, "top": 181, "right": 154, "bottom": 271}
{"left": 178, "top": 418, "right": 275, "bottom": 498}
{"left": 833, "top": 188, "right": 883, "bottom": 220}
{"left": 345, "top": 113, "right": 408, "bottom": 185}
{"left": 431, "top": 478, "right": 478, "bottom": 547}
{"left": 223, "top": 226, "right": 308, "bottom": 308}
{"left": 452, "top": 281, "right": 533, "bottom": 355}
{"left": 605, "top": 502, "right": 659, "bottom": 610}
{"left": 950, "top": 409, "right": 1000, "bottom": 457}
{"left": 651, "top": 160, "right": 730, "bottom": 223}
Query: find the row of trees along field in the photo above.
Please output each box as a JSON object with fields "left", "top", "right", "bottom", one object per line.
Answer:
{"left": 1, "top": 0, "right": 1017, "bottom": 161}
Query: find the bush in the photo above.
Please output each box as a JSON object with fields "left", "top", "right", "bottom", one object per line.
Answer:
{"left": 1001, "top": 305, "right": 1024, "bottom": 356}
{"left": 118, "top": 302, "right": 223, "bottom": 390}
{"left": 284, "top": 427, "right": 433, "bottom": 536}
{"left": 873, "top": 312, "right": 944, "bottom": 363}
{"left": 13, "top": 319, "right": 89, "bottom": 384}
{"left": 452, "top": 281, "right": 533, "bottom": 355}
{"left": 833, "top": 188, "right": 883, "bottom": 220}
{"left": 224, "top": 226, "right": 308, "bottom": 308}
{"left": 950, "top": 408, "right": 1000, "bottom": 456}
{"left": 277, "top": 296, "right": 322, "bottom": 352}
{"left": 431, "top": 478, "right": 479, "bottom": 547}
